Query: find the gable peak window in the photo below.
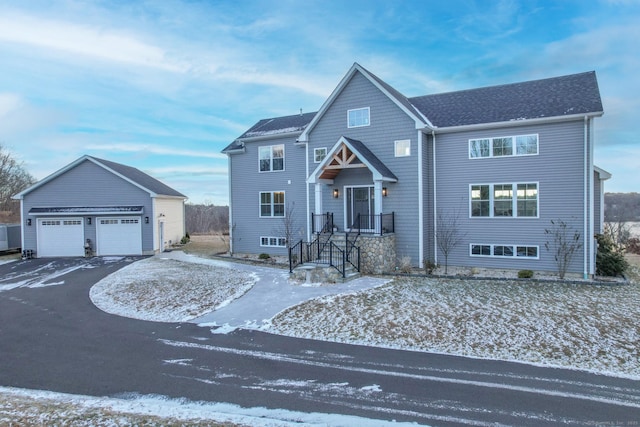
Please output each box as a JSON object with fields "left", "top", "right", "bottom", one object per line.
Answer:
{"left": 347, "top": 107, "right": 370, "bottom": 128}
{"left": 259, "top": 144, "right": 284, "bottom": 172}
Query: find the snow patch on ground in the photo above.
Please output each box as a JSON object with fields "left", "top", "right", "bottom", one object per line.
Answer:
{"left": 0, "top": 386, "right": 416, "bottom": 426}
{"left": 271, "top": 277, "right": 640, "bottom": 379}
{"left": 90, "top": 256, "right": 257, "bottom": 322}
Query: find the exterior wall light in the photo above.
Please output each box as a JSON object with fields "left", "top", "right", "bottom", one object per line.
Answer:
{"left": 87, "top": 217, "right": 92, "bottom": 225}
{"left": 382, "top": 187, "right": 388, "bottom": 197}
{"left": 27, "top": 218, "right": 32, "bottom": 226}
{"left": 333, "top": 188, "right": 339, "bottom": 198}
{"left": 145, "top": 216, "right": 149, "bottom": 224}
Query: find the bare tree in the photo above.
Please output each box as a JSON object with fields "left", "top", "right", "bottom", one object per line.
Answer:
{"left": 604, "top": 221, "right": 631, "bottom": 250}
{"left": 544, "top": 219, "right": 582, "bottom": 279}
{"left": 0, "top": 145, "right": 36, "bottom": 222}
{"left": 273, "top": 202, "right": 303, "bottom": 248}
{"left": 436, "top": 208, "right": 467, "bottom": 274}
{"left": 185, "top": 203, "right": 229, "bottom": 234}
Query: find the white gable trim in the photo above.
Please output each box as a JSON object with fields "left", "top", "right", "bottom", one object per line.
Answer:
{"left": 307, "top": 136, "right": 398, "bottom": 184}
{"left": 13, "top": 155, "right": 158, "bottom": 199}
{"left": 298, "top": 63, "right": 430, "bottom": 142}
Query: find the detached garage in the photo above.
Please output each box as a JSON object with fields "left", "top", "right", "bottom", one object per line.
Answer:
{"left": 13, "top": 156, "right": 187, "bottom": 258}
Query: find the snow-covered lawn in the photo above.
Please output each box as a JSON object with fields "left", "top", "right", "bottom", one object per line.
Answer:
{"left": 90, "top": 256, "right": 257, "bottom": 322}
{"left": 89, "top": 253, "right": 640, "bottom": 378}
{"left": 271, "top": 276, "right": 640, "bottom": 378}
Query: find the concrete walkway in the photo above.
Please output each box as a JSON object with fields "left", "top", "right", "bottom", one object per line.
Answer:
{"left": 157, "top": 251, "right": 389, "bottom": 331}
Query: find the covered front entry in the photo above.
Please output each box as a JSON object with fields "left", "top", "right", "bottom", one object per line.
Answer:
{"left": 37, "top": 218, "right": 84, "bottom": 257}
{"left": 346, "top": 186, "right": 374, "bottom": 231}
{"left": 96, "top": 217, "right": 142, "bottom": 255}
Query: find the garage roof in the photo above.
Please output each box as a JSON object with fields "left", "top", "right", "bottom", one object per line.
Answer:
{"left": 13, "top": 156, "right": 187, "bottom": 200}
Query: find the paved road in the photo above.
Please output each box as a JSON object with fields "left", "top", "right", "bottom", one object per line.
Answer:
{"left": 1, "top": 257, "right": 639, "bottom": 426}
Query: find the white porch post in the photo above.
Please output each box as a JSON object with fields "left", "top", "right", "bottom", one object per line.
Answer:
{"left": 374, "top": 180, "right": 383, "bottom": 215}
{"left": 314, "top": 183, "right": 324, "bottom": 214}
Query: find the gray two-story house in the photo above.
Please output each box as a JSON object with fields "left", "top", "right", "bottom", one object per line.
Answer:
{"left": 223, "top": 63, "right": 609, "bottom": 278}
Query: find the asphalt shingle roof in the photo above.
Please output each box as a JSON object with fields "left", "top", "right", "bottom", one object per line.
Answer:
{"left": 409, "top": 71, "right": 602, "bottom": 128}
{"left": 89, "top": 156, "right": 186, "bottom": 198}
{"left": 342, "top": 137, "right": 398, "bottom": 182}
{"left": 224, "top": 69, "right": 603, "bottom": 151}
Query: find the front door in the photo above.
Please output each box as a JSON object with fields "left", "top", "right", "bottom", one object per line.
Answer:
{"left": 346, "top": 186, "right": 374, "bottom": 231}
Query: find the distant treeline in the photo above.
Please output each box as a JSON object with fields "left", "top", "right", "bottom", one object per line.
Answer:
{"left": 605, "top": 192, "right": 640, "bottom": 222}
{"left": 185, "top": 203, "right": 229, "bottom": 234}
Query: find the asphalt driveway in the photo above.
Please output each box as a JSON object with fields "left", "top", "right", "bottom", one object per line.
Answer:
{"left": 1, "top": 257, "right": 639, "bottom": 426}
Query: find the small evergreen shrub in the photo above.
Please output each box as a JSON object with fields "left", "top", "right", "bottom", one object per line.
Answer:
{"left": 596, "top": 234, "right": 628, "bottom": 277}
{"left": 258, "top": 253, "right": 271, "bottom": 260}
{"left": 180, "top": 235, "right": 190, "bottom": 245}
{"left": 423, "top": 259, "right": 437, "bottom": 274}
{"left": 518, "top": 270, "right": 534, "bottom": 279}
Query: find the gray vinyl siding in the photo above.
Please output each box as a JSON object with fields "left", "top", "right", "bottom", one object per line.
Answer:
{"left": 21, "top": 160, "right": 154, "bottom": 253}
{"left": 434, "top": 120, "right": 588, "bottom": 273}
{"left": 228, "top": 134, "right": 307, "bottom": 255}
{"left": 307, "top": 72, "right": 421, "bottom": 264}
{"left": 594, "top": 171, "right": 603, "bottom": 234}
{"left": 423, "top": 132, "right": 435, "bottom": 264}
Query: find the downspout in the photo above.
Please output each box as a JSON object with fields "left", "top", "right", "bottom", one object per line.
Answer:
{"left": 305, "top": 143, "right": 311, "bottom": 241}
{"left": 583, "top": 116, "right": 588, "bottom": 279}
{"left": 19, "top": 198, "right": 24, "bottom": 252}
{"left": 417, "top": 130, "right": 424, "bottom": 264}
{"left": 589, "top": 118, "right": 595, "bottom": 275}
{"left": 227, "top": 154, "right": 233, "bottom": 255}
{"left": 432, "top": 130, "right": 438, "bottom": 265}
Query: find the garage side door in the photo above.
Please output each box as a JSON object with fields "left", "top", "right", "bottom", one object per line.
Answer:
{"left": 96, "top": 217, "right": 142, "bottom": 256}
{"left": 37, "top": 218, "right": 84, "bottom": 257}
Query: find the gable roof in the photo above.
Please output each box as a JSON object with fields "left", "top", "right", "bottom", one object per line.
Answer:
{"left": 222, "top": 112, "right": 316, "bottom": 153}
{"left": 409, "top": 71, "right": 603, "bottom": 128}
{"left": 228, "top": 66, "right": 604, "bottom": 145}
{"left": 298, "top": 63, "right": 430, "bottom": 142}
{"left": 13, "top": 155, "right": 186, "bottom": 200}
{"left": 309, "top": 136, "right": 398, "bottom": 184}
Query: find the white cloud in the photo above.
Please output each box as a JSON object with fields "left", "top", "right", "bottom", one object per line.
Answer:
{"left": 85, "top": 143, "right": 227, "bottom": 160}
{"left": 0, "top": 12, "right": 188, "bottom": 73}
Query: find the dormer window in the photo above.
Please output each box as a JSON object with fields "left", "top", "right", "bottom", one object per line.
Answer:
{"left": 347, "top": 107, "right": 370, "bottom": 128}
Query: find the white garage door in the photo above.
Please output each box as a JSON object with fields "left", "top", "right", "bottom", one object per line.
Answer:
{"left": 96, "top": 217, "right": 142, "bottom": 255}
{"left": 37, "top": 218, "right": 84, "bottom": 257}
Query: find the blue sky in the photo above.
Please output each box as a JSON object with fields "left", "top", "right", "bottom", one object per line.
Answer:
{"left": 0, "top": 0, "right": 638, "bottom": 204}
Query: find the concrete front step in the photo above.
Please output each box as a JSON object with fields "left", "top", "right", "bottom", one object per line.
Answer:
{"left": 290, "top": 262, "right": 360, "bottom": 284}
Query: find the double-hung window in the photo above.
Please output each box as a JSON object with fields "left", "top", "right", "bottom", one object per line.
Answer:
{"left": 470, "top": 183, "right": 538, "bottom": 217}
{"left": 469, "top": 134, "right": 538, "bottom": 158}
{"left": 259, "top": 144, "right": 284, "bottom": 172}
{"left": 347, "top": 107, "right": 370, "bottom": 128}
{"left": 259, "top": 191, "right": 285, "bottom": 217}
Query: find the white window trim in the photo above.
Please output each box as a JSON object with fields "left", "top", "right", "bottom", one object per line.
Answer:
{"left": 394, "top": 139, "right": 411, "bottom": 157}
{"left": 260, "top": 236, "right": 287, "bottom": 247}
{"left": 258, "top": 144, "right": 285, "bottom": 173}
{"left": 469, "top": 134, "right": 539, "bottom": 159}
{"left": 347, "top": 107, "right": 370, "bottom": 128}
{"left": 314, "top": 147, "right": 327, "bottom": 163}
{"left": 470, "top": 243, "right": 540, "bottom": 259}
{"left": 469, "top": 182, "right": 539, "bottom": 219}
{"left": 259, "top": 191, "right": 286, "bottom": 218}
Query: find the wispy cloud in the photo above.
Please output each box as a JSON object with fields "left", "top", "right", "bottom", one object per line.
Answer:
{"left": 86, "top": 143, "right": 227, "bottom": 160}
{"left": 0, "top": 12, "right": 188, "bottom": 73}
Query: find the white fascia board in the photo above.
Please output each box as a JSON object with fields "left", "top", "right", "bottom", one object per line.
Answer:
{"left": 299, "top": 63, "right": 429, "bottom": 142}
{"left": 425, "top": 111, "right": 604, "bottom": 134}
{"left": 12, "top": 155, "right": 92, "bottom": 199}
{"left": 298, "top": 63, "right": 359, "bottom": 143}
{"left": 594, "top": 165, "right": 612, "bottom": 180}
{"left": 237, "top": 130, "right": 304, "bottom": 144}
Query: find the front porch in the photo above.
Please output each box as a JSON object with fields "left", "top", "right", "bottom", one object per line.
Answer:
{"left": 289, "top": 212, "right": 397, "bottom": 277}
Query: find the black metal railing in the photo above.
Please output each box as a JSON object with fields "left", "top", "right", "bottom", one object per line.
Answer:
{"left": 311, "top": 212, "right": 334, "bottom": 234}
{"left": 288, "top": 237, "right": 352, "bottom": 278}
{"left": 348, "top": 212, "right": 394, "bottom": 235}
